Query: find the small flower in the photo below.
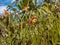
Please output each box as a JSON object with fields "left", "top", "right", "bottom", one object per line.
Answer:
{"left": 4, "top": 10, "right": 11, "bottom": 16}
{"left": 29, "top": 16, "right": 37, "bottom": 25}
{"left": 15, "top": 13, "right": 18, "bottom": 16}
{"left": 32, "top": 18, "right": 37, "bottom": 23}
{"left": 55, "top": 5, "right": 59, "bottom": 10}
{"left": 22, "top": 6, "right": 29, "bottom": 11}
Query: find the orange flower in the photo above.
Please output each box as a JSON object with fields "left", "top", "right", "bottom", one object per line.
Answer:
{"left": 55, "top": 5, "right": 59, "bottom": 10}
{"left": 29, "top": 16, "right": 37, "bottom": 25}
{"left": 15, "top": 13, "right": 18, "bottom": 16}
{"left": 22, "top": 6, "right": 29, "bottom": 11}
{"left": 32, "top": 18, "right": 37, "bottom": 23}
{"left": 4, "top": 10, "right": 11, "bottom": 16}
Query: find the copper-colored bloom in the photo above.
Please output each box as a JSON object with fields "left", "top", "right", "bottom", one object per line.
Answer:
{"left": 29, "top": 16, "right": 37, "bottom": 25}
{"left": 32, "top": 18, "right": 37, "bottom": 23}
{"left": 4, "top": 10, "right": 11, "bottom": 16}
{"left": 22, "top": 6, "right": 29, "bottom": 11}
{"left": 55, "top": 5, "right": 59, "bottom": 10}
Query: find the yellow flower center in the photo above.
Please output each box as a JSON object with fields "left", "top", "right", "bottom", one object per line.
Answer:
{"left": 32, "top": 19, "right": 37, "bottom": 23}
